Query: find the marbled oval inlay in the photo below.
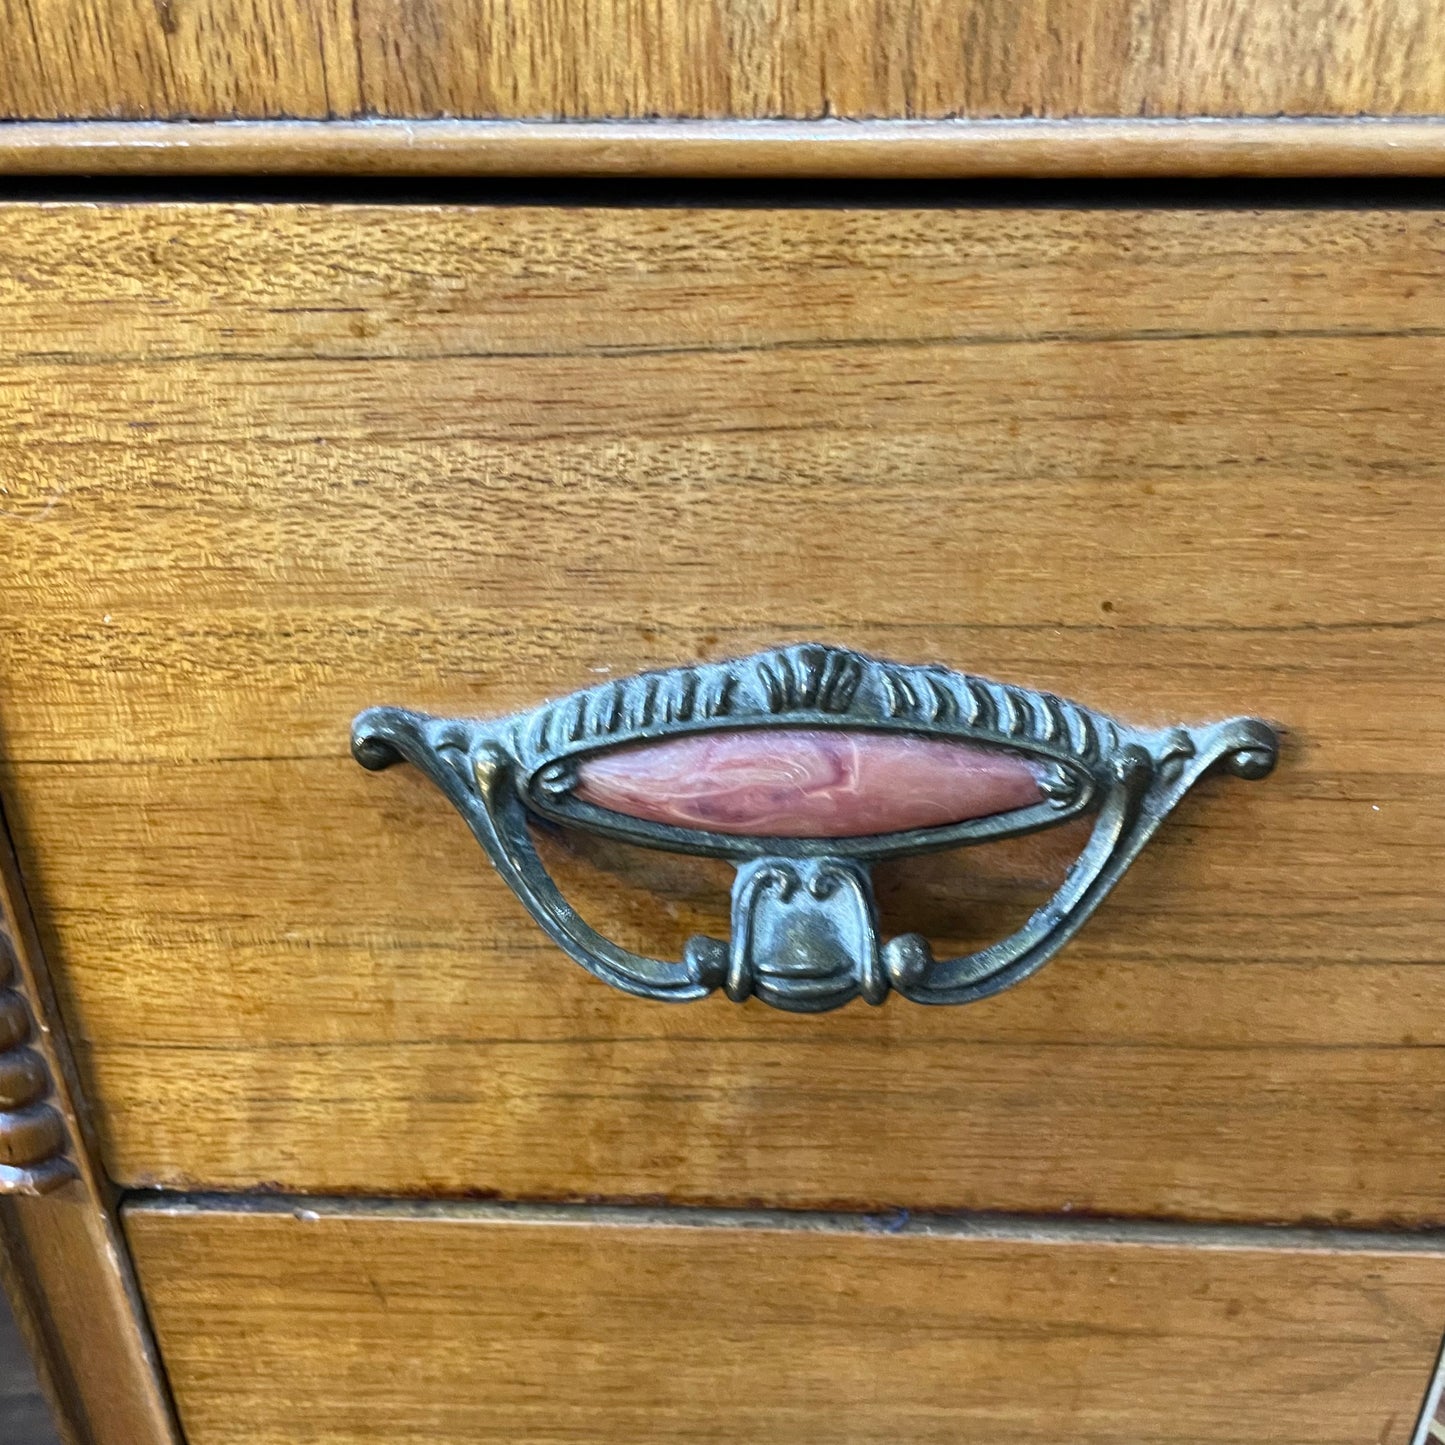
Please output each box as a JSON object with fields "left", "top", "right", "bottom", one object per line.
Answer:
{"left": 573, "top": 728, "right": 1045, "bottom": 838}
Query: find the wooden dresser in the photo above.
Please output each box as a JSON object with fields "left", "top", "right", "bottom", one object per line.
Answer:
{"left": 2, "top": 6, "right": 1445, "bottom": 1444}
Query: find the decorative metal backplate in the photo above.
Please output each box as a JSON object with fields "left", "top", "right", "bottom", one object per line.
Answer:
{"left": 353, "top": 644, "right": 1278, "bottom": 1013}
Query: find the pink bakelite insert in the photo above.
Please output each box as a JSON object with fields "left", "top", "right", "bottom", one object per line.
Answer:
{"left": 574, "top": 727, "right": 1045, "bottom": 838}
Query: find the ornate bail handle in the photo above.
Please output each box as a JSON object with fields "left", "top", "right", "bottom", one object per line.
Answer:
{"left": 353, "top": 644, "right": 1277, "bottom": 1013}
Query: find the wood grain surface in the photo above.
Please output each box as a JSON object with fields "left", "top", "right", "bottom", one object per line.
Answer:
{"left": 1, "top": 0, "right": 1443, "bottom": 121}
{"left": 12, "top": 117, "right": 1445, "bottom": 180}
{"left": 124, "top": 1200, "right": 1445, "bottom": 1445}
{"left": 1, "top": 203, "right": 1444, "bottom": 1221}
{"left": 0, "top": 811, "right": 180, "bottom": 1444}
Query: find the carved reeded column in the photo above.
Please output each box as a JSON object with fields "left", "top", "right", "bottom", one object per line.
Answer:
{"left": 0, "top": 930, "right": 74, "bottom": 1196}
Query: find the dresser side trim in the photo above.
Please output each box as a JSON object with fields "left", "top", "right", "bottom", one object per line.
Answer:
{"left": 0, "top": 810, "right": 180, "bottom": 1445}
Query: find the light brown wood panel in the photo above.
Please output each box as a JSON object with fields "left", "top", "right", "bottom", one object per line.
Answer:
{"left": 125, "top": 1201, "right": 1445, "bottom": 1445}
{"left": 0, "top": 0, "right": 360, "bottom": 119}
{"left": 357, "top": 0, "right": 1445, "bottom": 120}
{"left": 2, "top": 202, "right": 1444, "bottom": 1220}
{"left": 10, "top": 202, "right": 1445, "bottom": 375}
{"left": 1, "top": 0, "right": 1444, "bottom": 120}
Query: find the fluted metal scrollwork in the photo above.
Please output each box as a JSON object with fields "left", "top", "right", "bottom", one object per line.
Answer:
{"left": 353, "top": 644, "right": 1278, "bottom": 1013}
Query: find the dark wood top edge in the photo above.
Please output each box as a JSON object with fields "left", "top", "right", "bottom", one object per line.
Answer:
{"left": 3, "top": 117, "right": 1445, "bottom": 177}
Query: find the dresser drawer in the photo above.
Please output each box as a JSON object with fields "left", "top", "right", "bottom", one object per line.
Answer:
{"left": 127, "top": 1197, "right": 1445, "bottom": 1444}
{"left": 0, "top": 200, "right": 1443, "bottom": 1225}
{"left": 124, "top": 1198, "right": 1445, "bottom": 1445}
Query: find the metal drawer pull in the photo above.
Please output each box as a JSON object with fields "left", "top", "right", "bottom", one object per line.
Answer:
{"left": 353, "top": 644, "right": 1276, "bottom": 1013}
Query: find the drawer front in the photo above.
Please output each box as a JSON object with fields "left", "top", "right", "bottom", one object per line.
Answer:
{"left": 1, "top": 202, "right": 1443, "bottom": 1221}
{"left": 125, "top": 1200, "right": 1445, "bottom": 1445}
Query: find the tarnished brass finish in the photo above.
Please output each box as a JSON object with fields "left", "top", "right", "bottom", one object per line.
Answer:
{"left": 355, "top": 644, "right": 1278, "bottom": 1013}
